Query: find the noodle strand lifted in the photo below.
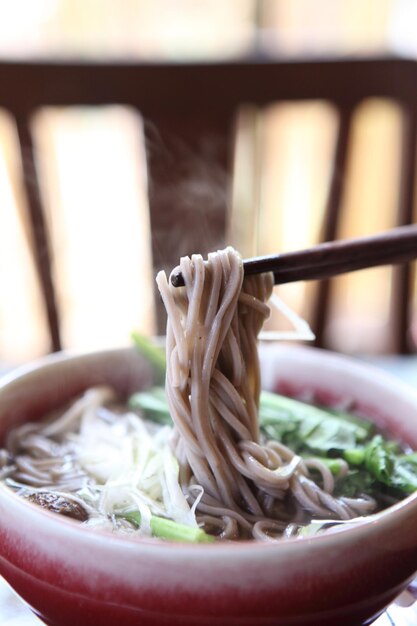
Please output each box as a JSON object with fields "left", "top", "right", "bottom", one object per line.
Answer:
{"left": 156, "top": 247, "right": 375, "bottom": 540}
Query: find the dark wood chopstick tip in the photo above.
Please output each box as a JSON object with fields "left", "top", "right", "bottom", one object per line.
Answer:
{"left": 171, "top": 272, "right": 184, "bottom": 287}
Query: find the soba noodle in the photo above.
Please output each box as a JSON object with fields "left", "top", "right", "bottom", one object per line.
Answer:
{"left": 156, "top": 247, "right": 376, "bottom": 539}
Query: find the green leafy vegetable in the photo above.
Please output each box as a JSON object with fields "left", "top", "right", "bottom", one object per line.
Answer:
{"left": 393, "top": 453, "right": 417, "bottom": 494}
{"left": 334, "top": 468, "right": 377, "bottom": 498}
{"left": 337, "top": 439, "right": 417, "bottom": 498}
{"left": 259, "top": 391, "right": 371, "bottom": 455}
{"left": 364, "top": 435, "right": 397, "bottom": 483}
{"left": 363, "top": 436, "right": 417, "bottom": 495}
{"left": 325, "top": 407, "right": 374, "bottom": 436}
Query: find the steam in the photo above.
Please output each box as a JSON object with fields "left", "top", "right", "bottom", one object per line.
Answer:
{"left": 144, "top": 120, "right": 230, "bottom": 272}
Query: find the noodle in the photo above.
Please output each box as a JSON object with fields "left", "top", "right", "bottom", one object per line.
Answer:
{"left": 156, "top": 247, "right": 375, "bottom": 539}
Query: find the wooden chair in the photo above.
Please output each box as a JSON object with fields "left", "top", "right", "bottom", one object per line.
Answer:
{"left": 1, "top": 55, "right": 416, "bottom": 352}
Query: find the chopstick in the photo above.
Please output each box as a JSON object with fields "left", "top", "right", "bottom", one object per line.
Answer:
{"left": 170, "top": 224, "right": 417, "bottom": 287}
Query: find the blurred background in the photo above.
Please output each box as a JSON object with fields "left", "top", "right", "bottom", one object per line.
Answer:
{"left": 1, "top": 0, "right": 417, "bottom": 366}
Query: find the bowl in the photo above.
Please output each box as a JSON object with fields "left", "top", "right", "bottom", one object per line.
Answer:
{"left": 0, "top": 345, "right": 416, "bottom": 626}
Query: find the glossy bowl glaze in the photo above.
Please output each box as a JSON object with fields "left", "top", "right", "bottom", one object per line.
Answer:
{"left": 0, "top": 345, "right": 416, "bottom": 626}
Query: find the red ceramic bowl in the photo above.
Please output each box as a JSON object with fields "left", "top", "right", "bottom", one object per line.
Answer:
{"left": 0, "top": 345, "right": 416, "bottom": 626}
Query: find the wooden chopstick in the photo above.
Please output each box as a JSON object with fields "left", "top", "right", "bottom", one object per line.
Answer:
{"left": 170, "top": 224, "right": 417, "bottom": 287}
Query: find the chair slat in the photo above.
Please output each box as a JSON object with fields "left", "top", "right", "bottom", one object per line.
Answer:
{"left": 391, "top": 105, "right": 417, "bottom": 353}
{"left": 312, "top": 107, "right": 353, "bottom": 347}
{"left": 15, "top": 114, "right": 61, "bottom": 352}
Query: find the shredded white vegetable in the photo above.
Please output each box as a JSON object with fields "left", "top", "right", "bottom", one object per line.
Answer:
{"left": 71, "top": 407, "right": 196, "bottom": 536}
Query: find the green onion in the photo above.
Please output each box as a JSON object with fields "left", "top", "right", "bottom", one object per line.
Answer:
{"left": 343, "top": 448, "right": 366, "bottom": 466}
{"left": 123, "top": 510, "right": 215, "bottom": 543}
{"left": 131, "top": 333, "right": 166, "bottom": 385}
{"left": 129, "top": 387, "right": 172, "bottom": 425}
{"left": 309, "top": 457, "right": 344, "bottom": 475}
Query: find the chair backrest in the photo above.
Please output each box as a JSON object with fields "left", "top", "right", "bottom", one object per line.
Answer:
{"left": 1, "top": 56, "right": 416, "bottom": 352}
